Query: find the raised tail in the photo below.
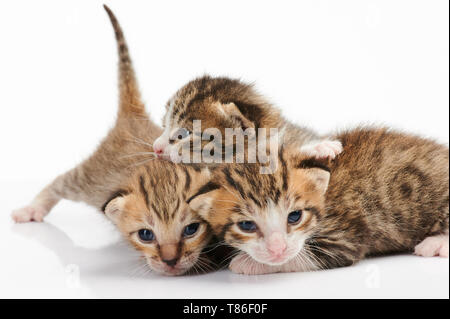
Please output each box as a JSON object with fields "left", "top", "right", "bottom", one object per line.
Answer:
{"left": 104, "top": 5, "right": 145, "bottom": 116}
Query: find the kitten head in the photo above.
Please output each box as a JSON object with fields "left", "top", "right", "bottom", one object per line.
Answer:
{"left": 153, "top": 75, "right": 279, "bottom": 162}
{"left": 103, "top": 160, "right": 213, "bottom": 275}
{"left": 188, "top": 148, "right": 330, "bottom": 266}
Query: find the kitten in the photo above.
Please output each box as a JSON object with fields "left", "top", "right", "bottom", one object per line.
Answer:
{"left": 12, "top": 5, "right": 159, "bottom": 222}
{"left": 11, "top": 6, "right": 214, "bottom": 276}
{"left": 188, "top": 127, "right": 449, "bottom": 275}
{"left": 152, "top": 76, "right": 343, "bottom": 163}
{"left": 103, "top": 160, "right": 215, "bottom": 276}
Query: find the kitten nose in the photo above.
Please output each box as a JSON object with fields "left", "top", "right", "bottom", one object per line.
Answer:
{"left": 153, "top": 139, "right": 165, "bottom": 155}
{"left": 267, "top": 232, "right": 287, "bottom": 256}
{"left": 162, "top": 258, "right": 178, "bottom": 267}
{"left": 160, "top": 243, "right": 179, "bottom": 267}
{"left": 154, "top": 146, "right": 163, "bottom": 154}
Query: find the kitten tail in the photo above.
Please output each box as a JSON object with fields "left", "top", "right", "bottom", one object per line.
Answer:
{"left": 103, "top": 5, "right": 145, "bottom": 116}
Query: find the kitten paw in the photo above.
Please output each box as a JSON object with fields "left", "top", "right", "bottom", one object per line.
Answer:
{"left": 229, "top": 253, "right": 278, "bottom": 275}
{"left": 11, "top": 205, "right": 47, "bottom": 223}
{"left": 300, "top": 140, "right": 343, "bottom": 159}
{"left": 414, "top": 234, "right": 449, "bottom": 258}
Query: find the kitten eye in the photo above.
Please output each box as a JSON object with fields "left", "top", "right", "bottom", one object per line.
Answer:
{"left": 138, "top": 229, "right": 155, "bottom": 242}
{"left": 287, "top": 210, "right": 302, "bottom": 224}
{"left": 183, "top": 223, "right": 200, "bottom": 237}
{"left": 173, "top": 128, "right": 191, "bottom": 140}
{"left": 237, "top": 221, "right": 257, "bottom": 232}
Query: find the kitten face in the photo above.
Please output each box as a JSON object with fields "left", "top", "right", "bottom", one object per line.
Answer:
{"left": 189, "top": 151, "right": 330, "bottom": 266}
{"left": 104, "top": 161, "right": 212, "bottom": 276}
{"left": 153, "top": 76, "right": 264, "bottom": 162}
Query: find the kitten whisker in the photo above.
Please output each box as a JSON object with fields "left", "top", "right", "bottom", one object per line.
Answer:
{"left": 128, "top": 157, "right": 157, "bottom": 168}
{"left": 119, "top": 152, "right": 157, "bottom": 159}
{"left": 125, "top": 133, "right": 154, "bottom": 148}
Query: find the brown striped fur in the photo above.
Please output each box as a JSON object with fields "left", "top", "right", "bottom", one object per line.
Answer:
{"left": 12, "top": 5, "right": 161, "bottom": 217}
{"left": 153, "top": 75, "right": 343, "bottom": 161}
{"left": 189, "top": 127, "right": 449, "bottom": 274}
{"left": 104, "top": 160, "right": 215, "bottom": 275}
{"left": 11, "top": 6, "right": 215, "bottom": 276}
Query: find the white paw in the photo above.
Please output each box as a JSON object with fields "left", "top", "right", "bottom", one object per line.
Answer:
{"left": 300, "top": 140, "right": 343, "bottom": 159}
{"left": 229, "top": 253, "right": 278, "bottom": 275}
{"left": 414, "top": 234, "right": 449, "bottom": 258}
{"left": 11, "top": 205, "right": 48, "bottom": 223}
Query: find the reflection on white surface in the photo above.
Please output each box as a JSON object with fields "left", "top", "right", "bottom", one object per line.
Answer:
{"left": 0, "top": 0, "right": 448, "bottom": 300}
{"left": 1, "top": 181, "right": 448, "bottom": 298}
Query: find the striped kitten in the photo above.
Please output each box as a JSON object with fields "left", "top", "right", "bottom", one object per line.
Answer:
{"left": 103, "top": 160, "right": 215, "bottom": 275}
{"left": 152, "top": 76, "right": 343, "bottom": 162}
{"left": 11, "top": 5, "right": 159, "bottom": 222}
{"left": 11, "top": 6, "right": 214, "bottom": 276}
{"left": 189, "top": 128, "right": 449, "bottom": 275}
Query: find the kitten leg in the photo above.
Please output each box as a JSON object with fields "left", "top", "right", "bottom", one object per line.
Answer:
{"left": 300, "top": 140, "right": 343, "bottom": 159}
{"left": 229, "top": 240, "right": 361, "bottom": 275}
{"left": 12, "top": 185, "right": 60, "bottom": 223}
{"left": 414, "top": 233, "right": 449, "bottom": 258}
{"left": 229, "top": 253, "right": 281, "bottom": 275}
{"left": 12, "top": 168, "right": 85, "bottom": 223}
{"left": 229, "top": 252, "right": 319, "bottom": 275}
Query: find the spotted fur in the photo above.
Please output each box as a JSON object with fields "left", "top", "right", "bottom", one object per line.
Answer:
{"left": 189, "top": 127, "right": 449, "bottom": 274}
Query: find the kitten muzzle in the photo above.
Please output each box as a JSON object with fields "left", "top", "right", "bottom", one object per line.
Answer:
{"left": 266, "top": 232, "right": 287, "bottom": 257}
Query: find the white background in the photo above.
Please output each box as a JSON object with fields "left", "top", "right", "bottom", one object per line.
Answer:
{"left": 0, "top": 0, "right": 448, "bottom": 298}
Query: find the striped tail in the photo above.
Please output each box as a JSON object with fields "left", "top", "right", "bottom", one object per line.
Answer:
{"left": 103, "top": 5, "right": 145, "bottom": 116}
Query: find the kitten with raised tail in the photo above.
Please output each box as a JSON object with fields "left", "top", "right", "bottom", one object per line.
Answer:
{"left": 152, "top": 76, "right": 343, "bottom": 162}
{"left": 12, "top": 5, "right": 160, "bottom": 222}
{"left": 188, "top": 127, "right": 449, "bottom": 275}
{"left": 11, "top": 6, "right": 215, "bottom": 276}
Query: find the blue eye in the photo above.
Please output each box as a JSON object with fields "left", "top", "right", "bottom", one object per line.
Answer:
{"left": 174, "top": 128, "right": 190, "bottom": 140}
{"left": 288, "top": 210, "right": 302, "bottom": 224}
{"left": 237, "top": 221, "right": 257, "bottom": 232}
{"left": 138, "top": 229, "right": 155, "bottom": 242}
{"left": 183, "top": 223, "right": 200, "bottom": 237}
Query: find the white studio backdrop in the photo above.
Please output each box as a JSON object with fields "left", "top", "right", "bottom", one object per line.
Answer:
{"left": 0, "top": 0, "right": 448, "bottom": 299}
{"left": 0, "top": 0, "right": 448, "bottom": 182}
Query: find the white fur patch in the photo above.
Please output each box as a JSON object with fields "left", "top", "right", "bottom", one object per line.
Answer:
{"left": 229, "top": 253, "right": 278, "bottom": 275}
{"left": 414, "top": 234, "right": 449, "bottom": 257}
{"left": 11, "top": 205, "right": 48, "bottom": 223}
{"left": 300, "top": 139, "right": 343, "bottom": 159}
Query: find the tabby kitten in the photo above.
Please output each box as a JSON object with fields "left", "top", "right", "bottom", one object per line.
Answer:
{"left": 189, "top": 128, "right": 449, "bottom": 275}
{"left": 11, "top": 5, "right": 159, "bottom": 222}
{"left": 103, "top": 160, "right": 215, "bottom": 275}
{"left": 153, "top": 76, "right": 343, "bottom": 163}
{"left": 11, "top": 6, "right": 214, "bottom": 276}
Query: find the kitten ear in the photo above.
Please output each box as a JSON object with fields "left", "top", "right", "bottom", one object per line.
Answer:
{"left": 188, "top": 192, "right": 216, "bottom": 219}
{"left": 303, "top": 168, "right": 330, "bottom": 195}
{"left": 103, "top": 193, "right": 128, "bottom": 224}
{"left": 291, "top": 157, "right": 331, "bottom": 195}
{"left": 217, "top": 102, "right": 255, "bottom": 131}
{"left": 185, "top": 167, "right": 218, "bottom": 218}
{"left": 187, "top": 181, "right": 220, "bottom": 219}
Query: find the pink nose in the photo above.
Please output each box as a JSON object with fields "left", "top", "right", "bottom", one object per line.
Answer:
{"left": 154, "top": 146, "right": 163, "bottom": 154}
{"left": 266, "top": 232, "right": 287, "bottom": 256}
